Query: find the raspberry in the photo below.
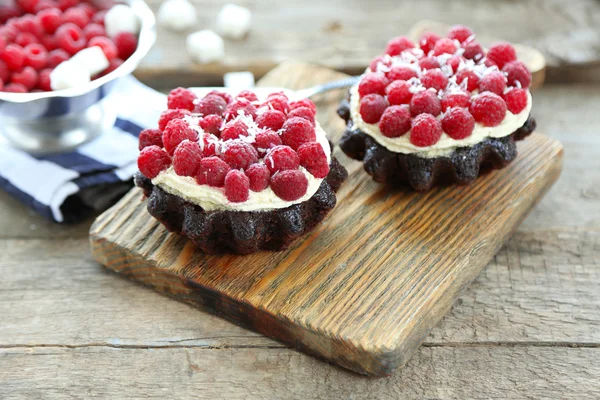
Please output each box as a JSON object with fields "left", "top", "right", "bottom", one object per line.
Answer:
{"left": 253, "top": 130, "right": 282, "bottom": 153}
{"left": 0, "top": 7, "right": 20, "bottom": 25}
{"left": 40, "top": 34, "right": 57, "bottom": 51}
{"left": 479, "top": 71, "right": 506, "bottom": 96}
{"left": 266, "top": 91, "right": 288, "bottom": 100}
{"left": 256, "top": 109, "right": 286, "bottom": 130}
{"left": 386, "top": 80, "right": 413, "bottom": 105}
{"left": 418, "top": 56, "right": 440, "bottom": 71}
{"left": 378, "top": 105, "right": 411, "bottom": 138}
{"left": 103, "top": 58, "right": 123, "bottom": 75}
{"left": 503, "top": 88, "right": 528, "bottom": 114}
{"left": 197, "top": 156, "right": 230, "bottom": 187}
{"left": 385, "top": 36, "right": 415, "bottom": 56}
{"left": 410, "top": 114, "right": 442, "bottom": 147}
{"left": 158, "top": 108, "right": 191, "bottom": 131}
{"left": 47, "top": 49, "right": 69, "bottom": 68}
{"left": 262, "top": 95, "right": 289, "bottom": 114}
{"left": 502, "top": 60, "right": 531, "bottom": 88}
{"left": 264, "top": 145, "right": 299, "bottom": 174}
{"left": 88, "top": 36, "right": 118, "bottom": 61}
{"left": 55, "top": 23, "right": 86, "bottom": 55}
{"left": 4, "top": 83, "right": 27, "bottom": 93}
{"left": 280, "top": 117, "right": 316, "bottom": 150}
{"left": 57, "top": 0, "right": 79, "bottom": 11}
{"left": 245, "top": 163, "right": 270, "bottom": 192}
{"left": 447, "top": 55, "right": 463, "bottom": 73}
{"left": 162, "top": 118, "right": 198, "bottom": 155}
{"left": 270, "top": 170, "right": 308, "bottom": 201}
{"left": 38, "top": 68, "right": 52, "bottom": 91}
{"left": 486, "top": 42, "right": 517, "bottom": 69}
{"left": 469, "top": 92, "right": 507, "bottom": 127}
{"left": 236, "top": 89, "right": 258, "bottom": 102}
{"left": 289, "top": 98, "right": 316, "bottom": 113}
{"left": 456, "top": 69, "right": 480, "bottom": 92}
{"left": 441, "top": 91, "right": 471, "bottom": 111}
{"left": 387, "top": 66, "right": 418, "bottom": 81}
{"left": 358, "top": 72, "right": 389, "bottom": 97}
{"left": 0, "top": 60, "right": 8, "bottom": 82}
{"left": 19, "top": 16, "right": 43, "bottom": 37}
{"left": 410, "top": 90, "right": 441, "bottom": 117}
{"left": 442, "top": 107, "right": 475, "bottom": 140}
{"left": 462, "top": 41, "right": 484, "bottom": 61}
{"left": 16, "top": 33, "right": 39, "bottom": 48}
{"left": 421, "top": 68, "right": 448, "bottom": 91}
{"left": 17, "top": 0, "right": 39, "bottom": 15}
{"left": 220, "top": 119, "right": 248, "bottom": 141}
{"left": 200, "top": 134, "right": 219, "bottom": 157}
{"left": 0, "top": 25, "right": 19, "bottom": 42}
{"left": 83, "top": 23, "right": 106, "bottom": 41}
{"left": 297, "top": 142, "right": 329, "bottom": 178}
{"left": 224, "top": 98, "right": 257, "bottom": 121}
{"left": 138, "top": 128, "right": 163, "bottom": 150}
{"left": 207, "top": 90, "right": 233, "bottom": 104}
{"left": 1, "top": 44, "right": 25, "bottom": 71}
{"left": 199, "top": 114, "right": 222, "bottom": 135}
{"left": 77, "top": 3, "right": 96, "bottom": 19}
{"left": 359, "top": 93, "right": 388, "bottom": 123}
{"left": 173, "top": 140, "right": 203, "bottom": 177}
{"left": 224, "top": 170, "right": 250, "bottom": 203}
{"left": 34, "top": 0, "right": 56, "bottom": 12}
{"left": 114, "top": 32, "right": 137, "bottom": 60}
{"left": 195, "top": 94, "right": 227, "bottom": 116}
{"left": 432, "top": 38, "right": 458, "bottom": 56}
{"left": 369, "top": 55, "right": 391, "bottom": 72}
{"left": 62, "top": 7, "right": 89, "bottom": 29}
{"left": 24, "top": 44, "right": 48, "bottom": 70}
{"left": 167, "top": 87, "right": 197, "bottom": 111}
{"left": 419, "top": 32, "right": 440, "bottom": 55}
{"left": 92, "top": 10, "right": 106, "bottom": 25}
{"left": 448, "top": 25, "right": 474, "bottom": 43}
{"left": 137, "top": 145, "right": 171, "bottom": 179}
{"left": 222, "top": 140, "right": 258, "bottom": 169}
{"left": 11, "top": 66, "right": 38, "bottom": 90}
{"left": 287, "top": 106, "right": 315, "bottom": 125}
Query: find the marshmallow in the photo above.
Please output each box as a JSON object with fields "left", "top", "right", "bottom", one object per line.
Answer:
{"left": 104, "top": 4, "right": 140, "bottom": 38}
{"left": 50, "top": 61, "right": 91, "bottom": 91}
{"left": 186, "top": 30, "right": 224, "bottom": 63}
{"left": 70, "top": 46, "right": 110, "bottom": 77}
{"left": 158, "top": 0, "right": 197, "bottom": 32}
{"left": 216, "top": 4, "right": 251, "bottom": 39}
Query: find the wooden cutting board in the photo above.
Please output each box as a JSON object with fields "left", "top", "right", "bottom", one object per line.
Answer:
{"left": 90, "top": 62, "right": 563, "bottom": 376}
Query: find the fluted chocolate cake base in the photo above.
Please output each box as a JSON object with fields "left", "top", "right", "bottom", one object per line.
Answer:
{"left": 337, "top": 100, "right": 536, "bottom": 191}
{"left": 134, "top": 157, "right": 347, "bottom": 254}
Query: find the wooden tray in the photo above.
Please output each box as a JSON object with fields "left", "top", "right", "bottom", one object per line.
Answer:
{"left": 90, "top": 62, "right": 563, "bottom": 376}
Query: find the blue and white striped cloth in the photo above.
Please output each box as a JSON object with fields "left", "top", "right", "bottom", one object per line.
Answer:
{"left": 0, "top": 76, "right": 167, "bottom": 223}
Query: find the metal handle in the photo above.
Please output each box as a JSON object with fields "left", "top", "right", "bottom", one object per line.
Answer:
{"left": 295, "top": 76, "right": 362, "bottom": 99}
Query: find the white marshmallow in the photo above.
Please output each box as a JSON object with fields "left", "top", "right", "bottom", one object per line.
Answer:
{"left": 216, "top": 4, "right": 251, "bottom": 39}
{"left": 158, "top": 0, "right": 197, "bottom": 31}
{"left": 70, "top": 46, "right": 110, "bottom": 77}
{"left": 50, "top": 61, "right": 91, "bottom": 91}
{"left": 186, "top": 30, "right": 224, "bottom": 63}
{"left": 104, "top": 4, "right": 140, "bottom": 38}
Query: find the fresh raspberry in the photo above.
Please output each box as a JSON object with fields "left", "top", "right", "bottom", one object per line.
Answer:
{"left": 0, "top": 60, "right": 8, "bottom": 82}
{"left": 289, "top": 98, "right": 316, "bottom": 113}
{"left": 442, "top": 107, "right": 475, "bottom": 140}
{"left": 38, "top": 68, "right": 52, "bottom": 91}
{"left": 359, "top": 93, "right": 388, "bottom": 123}
{"left": 158, "top": 108, "right": 191, "bottom": 131}
{"left": 469, "top": 92, "right": 507, "bottom": 127}
{"left": 162, "top": 118, "right": 198, "bottom": 155}
{"left": 421, "top": 68, "right": 448, "bottom": 91}
{"left": 138, "top": 128, "right": 163, "bottom": 150}
{"left": 57, "top": 0, "right": 79, "bottom": 11}
{"left": 266, "top": 91, "right": 288, "bottom": 101}
{"left": 0, "top": 25, "right": 19, "bottom": 42}
{"left": 224, "top": 98, "right": 257, "bottom": 121}
{"left": 456, "top": 69, "right": 480, "bottom": 92}
{"left": 270, "top": 170, "right": 308, "bottom": 201}
{"left": 195, "top": 94, "right": 227, "bottom": 116}
{"left": 378, "top": 105, "right": 411, "bottom": 138}
{"left": 222, "top": 140, "right": 258, "bottom": 170}
{"left": 16, "top": 0, "right": 39, "bottom": 15}
{"left": 4, "top": 83, "right": 27, "bottom": 93}
{"left": 418, "top": 56, "right": 440, "bottom": 71}
{"left": 386, "top": 80, "right": 413, "bottom": 105}
{"left": 256, "top": 109, "right": 286, "bottom": 130}
{"left": 0, "top": 6, "right": 21, "bottom": 25}
{"left": 167, "top": 87, "right": 197, "bottom": 111}
{"left": 236, "top": 89, "right": 258, "bottom": 102}
{"left": 432, "top": 38, "right": 458, "bottom": 56}
{"left": 502, "top": 60, "right": 531, "bottom": 88}
{"left": 88, "top": 36, "right": 118, "bottom": 60}
{"left": 76, "top": 3, "right": 96, "bottom": 19}
{"left": 358, "top": 72, "right": 389, "bottom": 97}
{"left": 200, "top": 134, "right": 219, "bottom": 157}
{"left": 224, "top": 170, "right": 250, "bottom": 203}
{"left": 207, "top": 90, "right": 233, "bottom": 104}
{"left": 253, "top": 130, "right": 282, "bottom": 153}
{"left": 384, "top": 36, "right": 415, "bottom": 56}
{"left": 19, "top": 16, "right": 44, "bottom": 37}
{"left": 369, "top": 55, "right": 391, "bottom": 72}
{"left": 11, "top": 66, "right": 38, "bottom": 90}
{"left": 448, "top": 25, "right": 474, "bottom": 43}
{"left": 24, "top": 44, "right": 48, "bottom": 70}
{"left": 34, "top": 0, "right": 56, "bottom": 12}
{"left": 287, "top": 106, "right": 315, "bottom": 125}
{"left": 0, "top": 36, "right": 6, "bottom": 53}
{"left": 410, "top": 114, "right": 442, "bottom": 147}
{"left": 47, "top": 49, "right": 69, "bottom": 68}
{"left": 92, "top": 10, "right": 106, "bottom": 25}
{"left": 83, "top": 23, "right": 106, "bottom": 41}
{"left": 114, "top": 32, "right": 137, "bottom": 60}
{"left": 62, "top": 7, "right": 89, "bottom": 29}
{"left": 262, "top": 95, "right": 289, "bottom": 114}
{"left": 479, "top": 71, "right": 506, "bottom": 96}
{"left": 1, "top": 44, "right": 25, "bottom": 71}
{"left": 503, "top": 88, "right": 528, "bottom": 114}
{"left": 410, "top": 90, "right": 441, "bottom": 117}
{"left": 137, "top": 145, "right": 171, "bottom": 179}
{"left": 264, "top": 145, "right": 299, "bottom": 173}
{"left": 16, "top": 33, "right": 39, "bottom": 48}
{"left": 220, "top": 119, "right": 248, "bottom": 141}
{"left": 447, "top": 55, "right": 463, "bottom": 73}
{"left": 297, "top": 142, "right": 329, "bottom": 178}
{"left": 40, "top": 34, "right": 57, "bottom": 51}
{"left": 173, "top": 140, "right": 203, "bottom": 177}
{"left": 197, "top": 156, "right": 230, "bottom": 187}
{"left": 441, "top": 91, "right": 471, "bottom": 111}
{"left": 199, "top": 114, "right": 222, "bottom": 135}
{"left": 0, "top": 78, "right": 4, "bottom": 91}
{"left": 245, "top": 163, "right": 270, "bottom": 192}
{"left": 55, "top": 23, "right": 86, "bottom": 55}
{"left": 280, "top": 117, "right": 316, "bottom": 150}
{"left": 387, "top": 66, "right": 418, "bottom": 82}
{"left": 103, "top": 58, "right": 123, "bottom": 75}
{"left": 462, "top": 41, "right": 484, "bottom": 61}
{"left": 419, "top": 32, "right": 440, "bottom": 55}
{"left": 486, "top": 42, "right": 517, "bottom": 69}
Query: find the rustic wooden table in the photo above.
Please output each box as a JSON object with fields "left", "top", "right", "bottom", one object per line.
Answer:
{"left": 2, "top": 0, "right": 600, "bottom": 398}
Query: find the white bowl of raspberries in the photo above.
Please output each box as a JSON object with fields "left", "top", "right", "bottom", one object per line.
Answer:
{"left": 0, "top": 0, "right": 156, "bottom": 153}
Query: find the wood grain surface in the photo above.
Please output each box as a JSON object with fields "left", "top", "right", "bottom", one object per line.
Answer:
{"left": 90, "top": 63, "right": 563, "bottom": 376}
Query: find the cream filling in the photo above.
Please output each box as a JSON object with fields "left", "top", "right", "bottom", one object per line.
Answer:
{"left": 151, "top": 122, "right": 331, "bottom": 212}
{"left": 349, "top": 85, "right": 532, "bottom": 158}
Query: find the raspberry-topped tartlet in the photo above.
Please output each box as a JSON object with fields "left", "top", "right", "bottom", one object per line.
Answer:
{"left": 135, "top": 88, "right": 347, "bottom": 254}
{"left": 338, "top": 25, "right": 536, "bottom": 191}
